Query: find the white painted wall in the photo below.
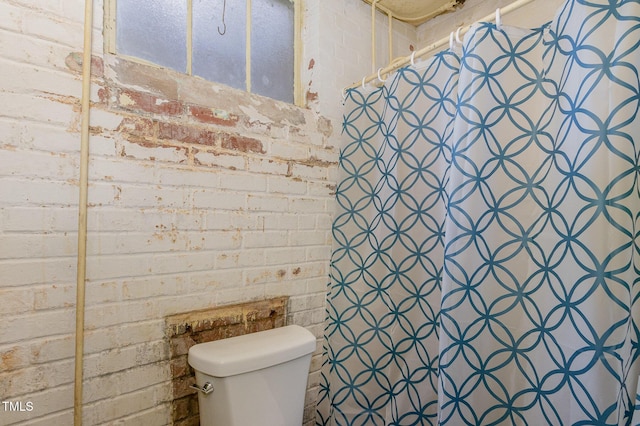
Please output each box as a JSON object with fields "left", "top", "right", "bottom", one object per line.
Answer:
{"left": 304, "top": 0, "right": 416, "bottom": 123}
{"left": 417, "top": 0, "right": 567, "bottom": 46}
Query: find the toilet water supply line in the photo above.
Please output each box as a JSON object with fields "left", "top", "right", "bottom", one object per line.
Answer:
{"left": 351, "top": 0, "right": 537, "bottom": 91}
{"left": 75, "top": 0, "right": 93, "bottom": 423}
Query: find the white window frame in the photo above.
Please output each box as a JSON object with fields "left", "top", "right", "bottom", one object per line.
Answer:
{"left": 104, "top": 0, "right": 304, "bottom": 106}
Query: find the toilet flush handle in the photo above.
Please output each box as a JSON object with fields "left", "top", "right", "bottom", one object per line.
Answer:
{"left": 190, "top": 382, "right": 214, "bottom": 395}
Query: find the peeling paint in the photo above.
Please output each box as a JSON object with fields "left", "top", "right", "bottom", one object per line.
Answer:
{"left": 189, "top": 105, "right": 240, "bottom": 127}
{"left": 65, "top": 52, "right": 104, "bottom": 77}
{"left": 212, "top": 109, "right": 232, "bottom": 120}
{"left": 119, "top": 92, "right": 136, "bottom": 107}
{"left": 153, "top": 223, "right": 179, "bottom": 243}
{"left": 39, "top": 92, "right": 80, "bottom": 107}
{"left": 298, "top": 155, "right": 337, "bottom": 168}
{"left": 0, "top": 347, "right": 21, "bottom": 371}
{"left": 306, "top": 90, "right": 319, "bottom": 103}
{"left": 317, "top": 117, "right": 333, "bottom": 137}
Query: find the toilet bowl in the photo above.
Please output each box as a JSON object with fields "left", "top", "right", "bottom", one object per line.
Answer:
{"left": 188, "top": 325, "right": 316, "bottom": 426}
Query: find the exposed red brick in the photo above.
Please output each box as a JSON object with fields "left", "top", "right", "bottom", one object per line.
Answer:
{"left": 170, "top": 356, "right": 190, "bottom": 378}
{"left": 170, "top": 335, "right": 196, "bottom": 357}
{"left": 116, "top": 117, "right": 156, "bottom": 143}
{"left": 173, "top": 375, "right": 197, "bottom": 399}
{"left": 91, "top": 56, "right": 105, "bottom": 78}
{"left": 306, "top": 90, "right": 319, "bottom": 103}
{"left": 97, "top": 87, "right": 110, "bottom": 105}
{"left": 117, "top": 88, "right": 183, "bottom": 116}
{"left": 158, "top": 122, "right": 216, "bottom": 146}
{"left": 188, "top": 105, "right": 239, "bottom": 127}
{"left": 187, "top": 314, "right": 243, "bottom": 333}
{"left": 195, "top": 325, "right": 246, "bottom": 343}
{"left": 220, "top": 133, "right": 264, "bottom": 154}
{"left": 246, "top": 305, "right": 284, "bottom": 322}
{"left": 172, "top": 396, "right": 197, "bottom": 422}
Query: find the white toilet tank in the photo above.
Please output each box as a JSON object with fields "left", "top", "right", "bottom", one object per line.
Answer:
{"left": 188, "top": 325, "right": 316, "bottom": 426}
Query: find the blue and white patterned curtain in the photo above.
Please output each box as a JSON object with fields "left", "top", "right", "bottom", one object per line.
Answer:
{"left": 317, "top": 0, "right": 640, "bottom": 424}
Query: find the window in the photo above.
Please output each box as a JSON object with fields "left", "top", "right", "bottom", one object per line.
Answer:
{"left": 105, "top": 0, "right": 301, "bottom": 105}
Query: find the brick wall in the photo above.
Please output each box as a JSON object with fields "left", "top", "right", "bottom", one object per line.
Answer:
{"left": 0, "top": 1, "right": 344, "bottom": 424}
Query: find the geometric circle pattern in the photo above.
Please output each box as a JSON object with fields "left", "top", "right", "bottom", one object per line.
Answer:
{"left": 317, "top": 1, "right": 640, "bottom": 424}
{"left": 316, "top": 50, "right": 460, "bottom": 425}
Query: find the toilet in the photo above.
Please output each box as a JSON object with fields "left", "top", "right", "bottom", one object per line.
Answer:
{"left": 187, "top": 325, "right": 316, "bottom": 426}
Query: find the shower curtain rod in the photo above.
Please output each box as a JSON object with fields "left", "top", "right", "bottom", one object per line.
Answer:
{"left": 346, "top": 0, "right": 536, "bottom": 91}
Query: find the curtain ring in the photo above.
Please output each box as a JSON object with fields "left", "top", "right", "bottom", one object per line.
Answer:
{"left": 455, "top": 27, "right": 463, "bottom": 44}
{"left": 495, "top": 8, "right": 502, "bottom": 29}
{"left": 377, "top": 68, "right": 387, "bottom": 83}
{"left": 449, "top": 31, "right": 455, "bottom": 49}
{"left": 362, "top": 76, "right": 367, "bottom": 90}
{"left": 410, "top": 51, "right": 417, "bottom": 66}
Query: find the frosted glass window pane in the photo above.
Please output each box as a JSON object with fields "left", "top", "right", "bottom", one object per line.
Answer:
{"left": 251, "top": 0, "right": 294, "bottom": 103}
{"left": 117, "top": 0, "right": 187, "bottom": 72}
{"left": 193, "top": 0, "right": 246, "bottom": 90}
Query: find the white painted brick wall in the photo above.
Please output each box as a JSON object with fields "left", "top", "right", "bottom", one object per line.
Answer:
{"left": 1, "top": 0, "right": 340, "bottom": 423}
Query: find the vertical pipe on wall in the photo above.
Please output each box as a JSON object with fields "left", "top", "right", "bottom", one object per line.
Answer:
{"left": 74, "top": 0, "right": 93, "bottom": 423}
{"left": 388, "top": 11, "right": 393, "bottom": 64}
{"left": 294, "top": 0, "right": 303, "bottom": 106}
{"left": 350, "top": 0, "right": 539, "bottom": 89}
{"left": 371, "top": 0, "right": 378, "bottom": 73}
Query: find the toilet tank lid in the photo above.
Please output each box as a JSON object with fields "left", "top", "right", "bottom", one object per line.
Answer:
{"left": 188, "top": 325, "right": 316, "bottom": 377}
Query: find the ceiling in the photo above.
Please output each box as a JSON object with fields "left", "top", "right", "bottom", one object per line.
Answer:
{"left": 362, "top": 0, "right": 465, "bottom": 25}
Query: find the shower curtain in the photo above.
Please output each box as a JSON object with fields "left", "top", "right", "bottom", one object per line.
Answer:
{"left": 316, "top": 0, "right": 640, "bottom": 424}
